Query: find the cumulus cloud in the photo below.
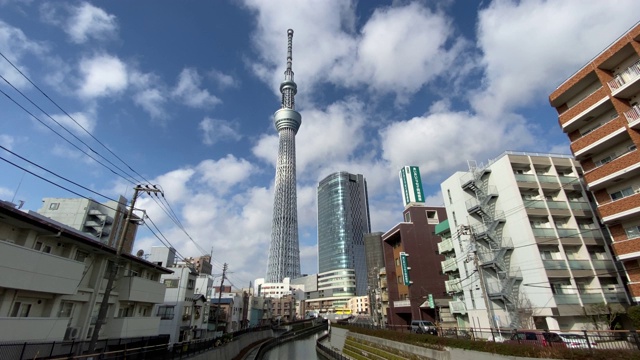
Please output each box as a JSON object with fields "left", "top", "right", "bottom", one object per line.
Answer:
{"left": 78, "top": 54, "right": 128, "bottom": 98}
{"left": 50, "top": 110, "right": 97, "bottom": 136}
{"left": 199, "top": 117, "right": 242, "bottom": 145}
{"left": 208, "top": 69, "right": 239, "bottom": 89}
{"left": 65, "top": 2, "right": 118, "bottom": 43}
{"left": 0, "top": 20, "right": 46, "bottom": 88}
{"left": 196, "top": 155, "right": 256, "bottom": 194}
{"left": 472, "top": 0, "right": 640, "bottom": 117}
{"left": 0, "top": 134, "right": 15, "bottom": 150}
{"left": 172, "top": 68, "right": 221, "bottom": 109}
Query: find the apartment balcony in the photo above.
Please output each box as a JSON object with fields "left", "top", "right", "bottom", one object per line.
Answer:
{"left": 580, "top": 228, "right": 605, "bottom": 246}
{"left": 592, "top": 259, "right": 616, "bottom": 272}
{"left": 603, "top": 291, "right": 628, "bottom": 303}
{"left": 543, "top": 260, "right": 570, "bottom": 277}
{"left": 441, "top": 258, "right": 458, "bottom": 273}
{"left": 559, "top": 87, "right": 608, "bottom": 128}
{"left": 103, "top": 316, "right": 161, "bottom": 338}
{"left": 568, "top": 260, "right": 595, "bottom": 276}
{"left": 599, "top": 192, "right": 640, "bottom": 223}
{"left": 624, "top": 104, "right": 640, "bottom": 129}
{"left": 580, "top": 293, "right": 605, "bottom": 304}
{"left": 438, "top": 238, "right": 454, "bottom": 254}
{"left": 0, "top": 317, "right": 69, "bottom": 342}
{"left": 608, "top": 59, "right": 640, "bottom": 98}
{"left": 445, "top": 279, "right": 463, "bottom": 294}
{"left": 569, "top": 201, "right": 594, "bottom": 217}
{"left": 393, "top": 300, "right": 411, "bottom": 308}
{"left": 584, "top": 149, "right": 640, "bottom": 190}
{"left": 515, "top": 174, "right": 538, "bottom": 189}
{"left": 116, "top": 276, "right": 166, "bottom": 304}
{"left": 449, "top": 300, "right": 466, "bottom": 315}
{"left": 532, "top": 228, "right": 558, "bottom": 244}
{"left": 572, "top": 117, "right": 627, "bottom": 159}
{"left": 0, "top": 241, "right": 84, "bottom": 295}
{"left": 612, "top": 236, "right": 640, "bottom": 261}
{"left": 554, "top": 294, "right": 580, "bottom": 305}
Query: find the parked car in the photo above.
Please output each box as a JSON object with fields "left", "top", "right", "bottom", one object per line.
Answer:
{"left": 505, "top": 331, "right": 566, "bottom": 347}
{"left": 558, "top": 333, "right": 597, "bottom": 349}
{"left": 410, "top": 320, "right": 437, "bottom": 335}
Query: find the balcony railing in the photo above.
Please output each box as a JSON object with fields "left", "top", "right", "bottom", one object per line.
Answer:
{"left": 438, "top": 238, "right": 454, "bottom": 254}
{"left": 449, "top": 300, "right": 466, "bottom": 314}
{"left": 538, "top": 175, "right": 559, "bottom": 184}
{"left": 608, "top": 59, "right": 640, "bottom": 91}
{"left": 569, "top": 201, "right": 592, "bottom": 210}
{"left": 532, "top": 227, "right": 556, "bottom": 237}
{"left": 555, "top": 294, "right": 580, "bottom": 305}
{"left": 592, "top": 259, "right": 616, "bottom": 271}
{"left": 558, "top": 176, "right": 579, "bottom": 184}
{"left": 604, "top": 291, "right": 628, "bottom": 303}
{"left": 441, "top": 258, "right": 458, "bottom": 273}
{"left": 543, "top": 260, "right": 568, "bottom": 270}
{"left": 546, "top": 201, "right": 569, "bottom": 210}
{"left": 515, "top": 174, "right": 536, "bottom": 183}
{"left": 581, "top": 293, "right": 605, "bottom": 304}
{"left": 557, "top": 228, "right": 580, "bottom": 238}
{"left": 445, "top": 279, "right": 463, "bottom": 293}
{"left": 624, "top": 105, "right": 640, "bottom": 123}
{"left": 569, "top": 260, "right": 592, "bottom": 270}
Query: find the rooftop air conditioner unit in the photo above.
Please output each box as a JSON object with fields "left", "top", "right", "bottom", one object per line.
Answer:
{"left": 64, "top": 327, "right": 79, "bottom": 340}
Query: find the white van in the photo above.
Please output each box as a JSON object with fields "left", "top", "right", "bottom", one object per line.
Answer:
{"left": 410, "top": 320, "right": 437, "bottom": 335}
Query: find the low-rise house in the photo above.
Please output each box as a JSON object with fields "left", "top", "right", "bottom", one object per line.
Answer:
{"left": 0, "top": 201, "right": 171, "bottom": 342}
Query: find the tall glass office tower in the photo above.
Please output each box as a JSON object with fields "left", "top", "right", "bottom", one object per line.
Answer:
{"left": 317, "top": 172, "right": 371, "bottom": 300}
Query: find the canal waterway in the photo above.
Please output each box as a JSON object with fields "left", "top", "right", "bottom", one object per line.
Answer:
{"left": 264, "top": 330, "right": 328, "bottom": 360}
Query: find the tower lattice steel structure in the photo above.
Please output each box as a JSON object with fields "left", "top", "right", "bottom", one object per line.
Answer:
{"left": 266, "top": 29, "right": 302, "bottom": 282}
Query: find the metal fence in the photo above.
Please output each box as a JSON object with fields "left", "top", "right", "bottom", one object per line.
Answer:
{"left": 0, "top": 325, "right": 274, "bottom": 360}
{"left": 316, "top": 332, "right": 348, "bottom": 360}
{"left": 345, "top": 322, "right": 640, "bottom": 352}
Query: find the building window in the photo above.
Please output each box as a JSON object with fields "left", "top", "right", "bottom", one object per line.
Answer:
{"left": 75, "top": 250, "right": 89, "bottom": 263}
{"left": 10, "top": 302, "right": 31, "bottom": 317}
{"left": 157, "top": 306, "right": 175, "bottom": 320}
{"left": 397, "top": 276, "right": 402, "bottom": 284}
{"left": 58, "top": 301, "right": 74, "bottom": 318}
{"left": 164, "top": 279, "right": 179, "bottom": 288}
{"left": 626, "top": 226, "right": 640, "bottom": 239}
{"left": 49, "top": 202, "right": 60, "bottom": 210}
{"left": 610, "top": 187, "right": 635, "bottom": 201}
{"left": 426, "top": 210, "right": 439, "bottom": 224}
{"left": 447, "top": 189, "right": 452, "bottom": 204}
{"left": 404, "top": 212, "right": 411, "bottom": 222}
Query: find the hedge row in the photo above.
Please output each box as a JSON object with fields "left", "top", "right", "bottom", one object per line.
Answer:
{"left": 334, "top": 325, "right": 640, "bottom": 360}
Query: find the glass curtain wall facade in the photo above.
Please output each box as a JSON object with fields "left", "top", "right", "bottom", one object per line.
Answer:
{"left": 317, "top": 172, "right": 371, "bottom": 297}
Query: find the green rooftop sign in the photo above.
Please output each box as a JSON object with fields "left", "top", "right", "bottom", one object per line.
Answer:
{"left": 400, "top": 252, "right": 411, "bottom": 286}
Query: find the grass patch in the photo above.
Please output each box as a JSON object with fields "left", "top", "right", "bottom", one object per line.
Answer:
{"left": 334, "top": 325, "right": 640, "bottom": 360}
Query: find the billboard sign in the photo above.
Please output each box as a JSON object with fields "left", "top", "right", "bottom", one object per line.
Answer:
{"left": 399, "top": 166, "right": 425, "bottom": 207}
{"left": 400, "top": 252, "right": 411, "bottom": 286}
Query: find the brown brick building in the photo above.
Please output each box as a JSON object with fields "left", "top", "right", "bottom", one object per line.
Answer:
{"left": 382, "top": 205, "right": 451, "bottom": 328}
{"left": 549, "top": 23, "right": 640, "bottom": 302}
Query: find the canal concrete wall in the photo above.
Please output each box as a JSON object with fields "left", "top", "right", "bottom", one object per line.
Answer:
{"left": 188, "top": 329, "right": 273, "bottom": 360}
{"left": 345, "top": 332, "right": 553, "bottom": 360}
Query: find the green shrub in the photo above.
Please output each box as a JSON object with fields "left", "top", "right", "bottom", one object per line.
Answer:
{"left": 334, "top": 324, "right": 640, "bottom": 360}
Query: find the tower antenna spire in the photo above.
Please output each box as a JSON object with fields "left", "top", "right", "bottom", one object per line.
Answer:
{"left": 280, "top": 29, "right": 297, "bottom": 110}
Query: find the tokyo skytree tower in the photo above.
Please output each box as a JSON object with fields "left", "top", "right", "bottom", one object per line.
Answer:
{"left": 266, "top": 29, "right": 302, "bottom": 282}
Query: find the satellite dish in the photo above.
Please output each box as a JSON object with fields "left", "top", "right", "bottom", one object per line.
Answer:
{"left": 136, "top": 249, "right": 144, "bottom": 257}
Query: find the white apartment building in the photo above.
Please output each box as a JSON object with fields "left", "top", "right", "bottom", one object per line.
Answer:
{"left": 37, "top": 197, "right": 138, "bottom": 254}
{"left": 150, "top": 247, "right": 204, "bottom": 343}
{"left": 254, "top": 277, "right": 292, "bottom": 299}
{"left": 0, "top": 201, "right": 171, "bottom": 342}
{"left": 347, "top": 296, "right": 369, "bottom": 315}
{"left": 439, "top": 151, "right": 628, "bottom": 332}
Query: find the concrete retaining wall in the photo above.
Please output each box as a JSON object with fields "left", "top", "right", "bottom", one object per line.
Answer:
{"left": 348, "top": 332, "right": 552, "bottom": 360}
{"left": 188, "top": 329, "right": 273, "bottom": 360}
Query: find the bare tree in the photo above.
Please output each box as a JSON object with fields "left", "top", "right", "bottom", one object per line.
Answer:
{"left": 584, "top": 302, "right": 620, "bottom": 331}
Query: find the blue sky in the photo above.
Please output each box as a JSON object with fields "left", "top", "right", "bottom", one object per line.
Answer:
{"left": 0, "top": 0, "right": 638, "bottom": 288}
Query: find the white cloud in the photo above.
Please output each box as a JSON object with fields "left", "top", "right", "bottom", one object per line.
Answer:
{"left": 50, "top": 110, "right": 96, "bottom": 136}
{"left": 199, "top": 117, "right": 242, "bottom": 145}
{"left": 0, "top": 134, "right": 15, "bottom": 150}
{"left": 472, "top": 0, "right": 640, "bottom": 117}
{"left": 172, "top": 68, "right": 221, "bottom": 109}
{"left": 196, "top": 155, "right": 257, "bottom": 194}
{"left": 65, "top": 2, "right": 118, "bottom": 44}
{"left": 0, "top": 20, "right": 46, "bottom": 88}
{"left": 208, "top": 69, "right": 239, "bottom": 89}
{"left": 78, "top": 54, "right": 128, "bottom": 98}
{"left": 134, "top": 88, "right": 166, "bottom": 119}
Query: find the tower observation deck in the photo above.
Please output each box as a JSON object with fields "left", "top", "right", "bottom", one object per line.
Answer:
{"left": 266, "top": 29, "right": 302, "bottom": 282}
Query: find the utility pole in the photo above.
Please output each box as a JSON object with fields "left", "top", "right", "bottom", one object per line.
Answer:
{"left": 213, "top": 263, "right": 228, "bottom": 336}
{"left": 88, "top": 185, "right": 163, "bottom": 353}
